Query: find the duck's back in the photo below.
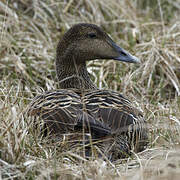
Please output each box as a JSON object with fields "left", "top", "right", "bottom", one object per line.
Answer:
{"left": 28, "top": 89, "right": 148, "bottom": 154}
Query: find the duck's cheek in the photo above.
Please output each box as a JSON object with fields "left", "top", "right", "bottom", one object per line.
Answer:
{"left": 85, "top": 39, "right": 122, "bottom": 60}
{"left": 70, "top": 43, "right": 98, "bottom": 61}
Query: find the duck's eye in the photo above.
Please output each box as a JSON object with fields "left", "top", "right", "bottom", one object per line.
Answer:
{"left": 87, "top": 33, "right": 97, "bottom": 39}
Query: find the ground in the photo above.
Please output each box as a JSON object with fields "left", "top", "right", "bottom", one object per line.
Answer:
{"left": 0, "top": 0, "right": 180, "bottom": 179}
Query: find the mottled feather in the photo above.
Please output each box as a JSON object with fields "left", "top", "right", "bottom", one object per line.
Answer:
{"left": 28, "top": 89, "right": 147, "bottom": 153}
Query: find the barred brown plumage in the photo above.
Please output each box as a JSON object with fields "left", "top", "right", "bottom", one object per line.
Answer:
{"left": 28, "top": 23, "right": 148, "bottom": 161}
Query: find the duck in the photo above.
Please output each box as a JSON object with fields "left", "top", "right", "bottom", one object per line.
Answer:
{"left": 28, "top": 23, "right": 148, "bottom": 161}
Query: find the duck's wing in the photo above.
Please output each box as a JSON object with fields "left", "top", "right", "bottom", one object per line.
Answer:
{"left": 83, "top": 90, "right": 145, "bottom": 133}
{"left": 28, "top": 89, "right": 147, "bottom": 148}
{"left": 28, "top": 89, "right": 82, "bottom": 133}
{"left": 28, "top": 89, "right": 112, "bottom": 136}
{"left": 83, "top": 90, "right": 148, "bottom": 150}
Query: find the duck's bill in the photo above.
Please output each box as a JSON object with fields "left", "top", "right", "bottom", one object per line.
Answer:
{"left": 112, "top": 42, "right": 140, "bottom": 63}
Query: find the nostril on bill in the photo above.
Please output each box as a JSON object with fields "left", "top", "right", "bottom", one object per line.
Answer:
{"left": 121, "top": 51, "right": 127, "bottom": 56}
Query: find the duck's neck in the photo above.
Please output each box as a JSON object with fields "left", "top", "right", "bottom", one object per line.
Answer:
{"left": 56, "top": 56, "right": 97, "bottom": 90}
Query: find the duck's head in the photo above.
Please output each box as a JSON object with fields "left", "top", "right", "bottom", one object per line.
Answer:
{"left": 57, "top": 23, "right": 140, "bottom": 65}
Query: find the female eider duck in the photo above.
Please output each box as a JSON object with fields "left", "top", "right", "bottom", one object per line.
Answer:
{"left": 28, "top": 23, "right": 148, "bottom": 161}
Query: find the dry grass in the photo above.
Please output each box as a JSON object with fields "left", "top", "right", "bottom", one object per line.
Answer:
{"left": 0, "top": 0, "right": 180, "bottom": 179}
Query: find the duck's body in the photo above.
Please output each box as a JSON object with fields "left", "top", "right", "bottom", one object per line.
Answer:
{"left": 28, "top": 23, "right": 148, "bottom": 160}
